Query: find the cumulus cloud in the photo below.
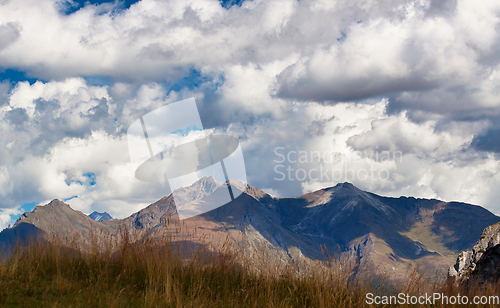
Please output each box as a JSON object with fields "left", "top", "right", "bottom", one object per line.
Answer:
{"left": 277, "top": 1, "right": 500, "bottom": 115}
{"left": 1, "top": 0, "right": 500, "bottom": 228}
{"left": 0, "top": 22, "right": 21, "bottom": 52}
{"left": 0, "top": 208, "right": 22, "bottom": 230}
{"left": 0, "top": 81, "right": 10, "bottom": 106}
{"left": 0, "top": 78, "right": 172, "bottom": 218}
{"left": 0, "top": 0, "right": 498, "bottom": 120}
{"left": 0, "top": 125, "right": 170, "bottom": 219}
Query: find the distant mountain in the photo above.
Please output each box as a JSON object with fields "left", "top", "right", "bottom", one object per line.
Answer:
{"left": 1, "top": 178, "right": 498, "bottom": 280}
{"left": 88, "top": 211, "right": 113, "bottom": 222}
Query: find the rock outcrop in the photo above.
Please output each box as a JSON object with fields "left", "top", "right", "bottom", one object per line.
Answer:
{"left": 449, "top": 222, "right": 500, "bottom": 281}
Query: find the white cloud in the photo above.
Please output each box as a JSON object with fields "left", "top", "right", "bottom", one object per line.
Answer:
{"left": 8, "top": 78, "right": 109, "bottom": 118}
{"left": 1, "top": 0, "right": 500, "bottom": 227}
{"left": 0, "top": 0, "right": 496, "bottom": 120}
{"left": 0, "top": 207, "right": 22, "bottom": 230}
{"left": 0, "top": 129, "right": 170, "bottom": 218}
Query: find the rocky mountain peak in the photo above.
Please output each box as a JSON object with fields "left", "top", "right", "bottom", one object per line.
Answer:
{"left": 46, "top": 199, "right": 70, "bottom": 208}
{"left": 335, "top": 182, "right": 356, "bottom": 188}
{"left": 22, "top": 199, "right": 69, "bottom": 217}
{"left": 329, "top": 182, "right": 365, "bottom": 195}
{"left": 89, "top": 211, "right": 114, "bottom": 222}
{"left": 191, "top": 175, "right": 219, "bottom": 192}
{"left": 170, "top": 176, "right": 220, "bottom": 208}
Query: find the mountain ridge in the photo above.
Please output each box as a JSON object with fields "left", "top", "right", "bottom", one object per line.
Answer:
{"left": 1, "top": 178, "right": 498, "bottom": 281}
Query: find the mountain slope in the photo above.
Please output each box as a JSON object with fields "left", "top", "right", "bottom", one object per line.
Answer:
{"left": 15, "top": 199, "right": 114, "bottom": 239}
{"left": 1, "top": 179, "right": 498, "bottom": 280}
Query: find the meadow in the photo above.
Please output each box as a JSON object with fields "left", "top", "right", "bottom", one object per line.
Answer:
{"left": 0, "top": 229, "right": 498, "bottom": 307}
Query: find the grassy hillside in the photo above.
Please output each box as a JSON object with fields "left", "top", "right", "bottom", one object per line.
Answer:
{"left": 0, "top": 231, "right": 499, "bottom": 307}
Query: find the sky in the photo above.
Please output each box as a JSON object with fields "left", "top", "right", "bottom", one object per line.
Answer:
{"left": 1, "top": 0, "right": 500, "bottom": 229}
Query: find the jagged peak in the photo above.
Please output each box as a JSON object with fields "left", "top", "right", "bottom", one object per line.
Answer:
{"left": 36, "top": 199, "right": 70, "bottom": 210}
{"left": 173, "top": 176, "right": 219, "bottom": 193}
{"left": 335, "top": 182, "right": 355, "bottom": 187}
{"left": 48, "top": 199, "right": 66, "bottom": 205}
{"left": 324, "top": 182, "right": 365, "bottom": 197}
{"left": 89, "top": 211, "right": 114, "bottom": 222}
{"left": 171, "top": 176, "right": 251, "bottom": 197}
{"left": 194, "top": 175, "right": 218, "bottom": 185}
{"left": 228, "top": 178, "right": 247, "bottom": 192}
{"left": 240, "top": 182, "right": 268, "bottom": 200}
{"left": 332, "top": 182, "right": 359, "bottom": 190}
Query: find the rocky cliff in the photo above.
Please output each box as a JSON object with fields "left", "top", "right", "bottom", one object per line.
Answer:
{"left": 449, "top": 222, "right": 500, "bottom": 282}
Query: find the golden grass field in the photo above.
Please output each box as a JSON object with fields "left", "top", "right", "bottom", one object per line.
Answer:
{"left": 0, "top": 228, "right": 499, "bottom": 308}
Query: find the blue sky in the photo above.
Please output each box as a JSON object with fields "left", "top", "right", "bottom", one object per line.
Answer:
{"left": 60, "top": 0, "right": 142, "bottom": 15}
{"left": 0, "top": 69, "right": 39, "bottom": 85}
{"left": 1, "top": 0, "right": 500, "bottom": 230}
{"left": 58, "top": 0, "right": 245, "bottom": 15}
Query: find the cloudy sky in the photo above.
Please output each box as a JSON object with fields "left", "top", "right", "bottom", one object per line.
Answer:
{"left": 1, "top": 0, "right": 500, "bottom": 229}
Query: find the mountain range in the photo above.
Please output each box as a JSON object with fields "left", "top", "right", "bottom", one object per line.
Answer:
{"left": 1, "top": 177, "right": 498, "bottom": 281}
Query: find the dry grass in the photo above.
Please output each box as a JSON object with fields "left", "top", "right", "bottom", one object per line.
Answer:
{"left": 1, "top": 227, "right": 500, "bottom": 307}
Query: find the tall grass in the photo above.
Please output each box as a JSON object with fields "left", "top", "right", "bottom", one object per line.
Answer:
{"left": 1, "top": 226, "right": 500, "bottom": 307}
